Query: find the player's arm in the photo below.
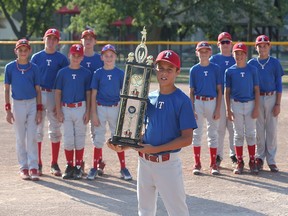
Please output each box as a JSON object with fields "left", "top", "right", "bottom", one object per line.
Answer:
{"left": 54, "top": 89, "right": 64, "bottom": 123}
{"left": 35, "top": 85, "right": 42, "bottom": 124}
{"left": 214, "top": 84, "right": 222, "bottom": 120}
{"left": 252, "top": 85, "right": 260, "bottom": 119}
{"left": 83, "top": 90, "right": 91, "bottom": 124}
{"left": 91, "top": 89, "right": 100, "bottom": 127}
{"left": 189, "top": 87, "right": 197, "bottom": 119}
{"left": 4, "top": 84, "right": 14, "bottom": 124}
{"left": 136, "top": 128, "right": 193, "bottom": 154}
{"left": 225, "top": 87, "right": 233, "bottom": 121}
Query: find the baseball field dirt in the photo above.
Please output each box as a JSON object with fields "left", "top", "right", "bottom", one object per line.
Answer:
{"left": 0, "top": 83, "right": 287, "bottom": 216}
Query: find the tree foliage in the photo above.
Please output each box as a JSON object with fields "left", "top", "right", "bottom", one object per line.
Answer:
{"left": 0, "top": 0, "right": 67, "bottom": 39}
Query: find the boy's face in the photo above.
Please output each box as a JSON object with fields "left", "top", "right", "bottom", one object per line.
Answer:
{"left": 233, "top": 50, "right": 246, "bottom": 64}
{"left": 196, "top": 48, "right": 211, "bottom": 61}
{"left": 69, "top": 53, "right": 84, "bottom": 65}
{"left": 156, "top": 61, "right": 179, "bottom": 87}
{"left": 101, "top": 50, "right": 117, "bottom": 67}
{"left": 15, "top": 46, "right": 31, "bottom": 61}
{"left": 44, "top": 35, "right": 59, "bottom": 50}
{"left": 81, "top": 35, "right": 95, "bottom": 49}
{"left": 256, "top": 43, "right": 270, "bottom": 57}
{"left": 218, "top": 38, "right": 232, "bottom": 53}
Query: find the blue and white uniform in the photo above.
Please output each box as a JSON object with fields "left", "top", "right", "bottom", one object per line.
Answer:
{"left": 90, "top": 66, "right": 124, "bottom": 148}
{"left": 189, "top": 62, "right": 221, "bottom": 148}
{"left": 247, "top": 56, "right": 284, "bottom": 165}
{"left": 225, "top": 64, "right": 259, "bottom": 147}
{"left": 210, "top": 54, "right": 236, "bottom": 159}
{"left": 138, "top": 88, "right": 197, "bottom": 216}
{"left": 31, "top": 50, "right": 69, "bottom": 143}
{"left": 4, "top": 61, "right": 40, "bottom": 171}
{"left": 54, "top": 66, "right": 92, "bottom": 150}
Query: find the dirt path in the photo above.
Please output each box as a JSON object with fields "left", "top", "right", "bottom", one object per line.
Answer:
{"left": 0, "top": 83, "right": 287, "bottom": 216}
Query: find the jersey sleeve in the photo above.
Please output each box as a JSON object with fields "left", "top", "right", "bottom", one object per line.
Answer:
{"left": 179, "top": 98, "right": 197, "bottom": 130}
{"left": 90, "top": 69, "right": 100, "bottom": 90}
{"left": 4, "top": 63, "right": 12, "bottom": 85}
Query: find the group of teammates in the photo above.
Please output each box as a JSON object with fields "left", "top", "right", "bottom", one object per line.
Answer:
{"left": 190, "top": 32, "right": 283, "bottom": 175}
{"left": 4, "top": 28, "right": 132, "bottom": 181}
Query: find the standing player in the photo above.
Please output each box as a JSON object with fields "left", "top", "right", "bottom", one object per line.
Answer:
{"left": 225, "top": 42, "right": 260, "bottom": 174}
{"left": 31, "top": 28, "right": 69, "bottom": 176}
{"left": 54, "top": 44, "right": 92, "bottom": 180}
{"left": 80, "top": 29, "right": 105, "bottom": 175}
{"left": 189, "top": 41, "right": 222, "bottom": 175}
{"left": 247, "top": 35, "right": 284, "bottom": 172}
{"left": 108, "top": 50, "right": 197, "bottom": 215}
{"left": 88, "top": 44, "right": 132, "bottom": 180}
{"left": 210, "top": 32, "right": 236, "bottom": 166}
{"left": 4, "top": 39, "right": 42, "bottom": 180}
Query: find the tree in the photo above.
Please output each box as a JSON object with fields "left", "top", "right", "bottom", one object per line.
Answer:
{"left": 0, "top": 0, "right": 67, "bottom": 39}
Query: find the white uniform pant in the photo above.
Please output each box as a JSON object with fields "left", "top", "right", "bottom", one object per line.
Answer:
{"left": 231, "top": 100, "right": 256, "bottom": 147}
{"left": 62, "top": 103, "right": 87, "bottom": 150}
{"left": 93, "top": 105, "right": 120, "bottom": 148}
{"left": 256, "top": 94, "right": 278, "bottom": 165}
{"left": 218, "top": 97, "right": 234, "bottom": 158}
{"left": 13, "top": 98, "right": 38, "bottom": 170}
{"left": 37, "top": 90, "right": 62, "bottom": 143}
{"left": 193, "top": 99, "right": 219, "bottom": 148}
{"left": 137, "top": 153, "right": 189, "bottom": 216}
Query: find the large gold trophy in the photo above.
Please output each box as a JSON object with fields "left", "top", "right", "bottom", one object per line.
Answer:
{"left": 111, "top": 27, "right": 153, "bottom": 148}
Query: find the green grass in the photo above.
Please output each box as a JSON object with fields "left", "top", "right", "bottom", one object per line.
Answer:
{"left": 0, "top": 73, "right": 3, "bottom": 82}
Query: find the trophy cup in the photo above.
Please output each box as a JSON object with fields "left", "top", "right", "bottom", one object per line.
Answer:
{"left": 110, "top": 27, "right": 154, "bottom": 148}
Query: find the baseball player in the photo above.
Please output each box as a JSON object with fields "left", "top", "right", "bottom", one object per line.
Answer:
{"left": 88, "top": 44, "right": 132, "bottom": 181}
{"left": 210, "top": 32, "right": 237, "bottom": 166}
{"left": 80, "top": 29, "right": 105, "bottom": 175}
{"left": 189, "top": 41, "right": 222, "bottom": 175}
{"left": 225, "top": 42, "right": 260, "bottom": 174}
{"left": 247, "top": 35, "right": 284, "bottom": 172}
{"left": 4, "top": 39, "right": 42, "bottom": 181}
{"left": 108, "top": 50, "right": 197, "bottom": 216}
{"left": 31, "top": 28, "right": 69, "bottom": 176}
{"left": 54, "top": 44, "right": 92, "bottom": 180}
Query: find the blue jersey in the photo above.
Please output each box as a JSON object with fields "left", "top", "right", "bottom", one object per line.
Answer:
{"left": 4, "top": 60, "right": 40, "bottom": 100}
{"left": 143, "top": 88, "right": 197, "bottom": 154}
{"left": 189, "top": 62, "right": 222, "bottom": 97}
{"left": 225, "top": 64, "right": 259, "bottom": 102}
{"left": 90, "top": 67, "right": 124, "bottom": 106}
{"left": 54, "top": 66, "right": 92, "bottom": 104}
{"left": 31, "top": 50, "right": 69, "bottom": 89}
{"left": 80, "top": 53, "right": 104, "bottom": 73}
{"left": 247, "top": 56, "right": 284, "bottom": 93}
{"left": 210, "top": 53, "right": 236, "bottom": 94}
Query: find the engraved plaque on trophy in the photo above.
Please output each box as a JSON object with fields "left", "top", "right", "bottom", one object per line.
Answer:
{"left": 111, "top": 27, "right": 153, "bottom": 148}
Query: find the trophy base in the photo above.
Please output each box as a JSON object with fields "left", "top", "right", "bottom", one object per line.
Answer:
{"left": 110, "top": 136, "right": 143, "bottom": 148}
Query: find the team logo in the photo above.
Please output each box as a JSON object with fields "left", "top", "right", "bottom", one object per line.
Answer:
{"left": 75, "top": 44, "right": 82, "bottom": 50}
{"left": 164, "top": 51, "right": 172, "bottom": 59}
{"left": 51, "top": 29, "right": 57, "bottom": 33}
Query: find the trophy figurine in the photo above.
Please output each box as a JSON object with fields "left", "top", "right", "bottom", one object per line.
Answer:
{"left": 110, "top": 27, "right": 153, "bottom": 148}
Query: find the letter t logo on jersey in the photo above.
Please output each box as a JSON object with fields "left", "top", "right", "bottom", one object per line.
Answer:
{"left": 72, "top": 74, "right": 76, "bottom": 79}
{"left": 240, "top": 72, "right": 245, "bottom": 77}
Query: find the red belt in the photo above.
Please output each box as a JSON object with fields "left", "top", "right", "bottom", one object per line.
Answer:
{"left": 97, "top": 102, "right": 118, "bottom": 107}
{"left": 138, "top": 152, "right": 170, "bottom": 162}
{"left": 195, "top": 96, "right": 215, "bottom": 101}
{"left": 41, "top": 88, "right": 52, "bottom": 92}
{"left": 260, "top": 91, "right": 274, "bottom": 96}
{"left": 234, "top": 99, "right": 248, "bottom": 103}
{"left": 62, "top": 102, "right": 82, "bottom": 108}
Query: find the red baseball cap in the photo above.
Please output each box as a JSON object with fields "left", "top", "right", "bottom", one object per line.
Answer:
{"left": 81, "top": 29, "right": 96, "bottom": 39}
{"left": 69, "top": 44, "right": 84, "bottom": 56}
{"left": 155, "top": 50, "right": 181, "bottom": 69}
{"left": 101, "top": 44, "right": 116, "bottom": 54}
{"left": 218, "top": 32, "right": 232, "bottom": 41}
{"left": 232, "top": 42, "right": 247, "bottom": 54}
{"left": 15, "top": 38, "right": 31, "bottom": 50}
{"left": 43, "top": 28, "right": 60, "bottom": 40}
{"left": 196, "top": 41, "right": 212, "bottom": 51}
{"left": 255, "top": 35, "right": 270, "bottom": 46}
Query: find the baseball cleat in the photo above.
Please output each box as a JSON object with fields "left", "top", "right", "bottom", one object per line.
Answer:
{"left": 216, "top": 155, "right": 222, "bottom": 167}
{"left": 249, "top": 160, "right": 259, "bottom": 174}
{"left": 97, "top": 160, "right": 106, "bottom": 176}
{"left": 233, "top": 161, "right": 244, "bottom": 174}
{"left": 29, "top": 169, "right": 40, "bottom": 181}
{"left": 73, "top": 165, "right": 83, "bottom": 180}
{"left": 51, "top": 163, "right": 62, "bottom": 176}
{"left": 62, "top": 164, "right": 74, "bottom": 179}
{"left": 120, "top": 168, "right": 132, "bottom": 181}
{"left": 210, "top": 164, "right": 220, "bottom": 175}
{"left": 230, "top": 155, "right": 238, "bottom": 164}
{"left": 192, "top": 164, "right": 201, "bottom": 175}
{"left": 255, "top": 158, "right": 263, "bottom": 171}
{"left": 20, "top": 169, "right": 30, "bottom": 180}
{"left": 86, "top": 168, "right": 98, "bottom": 180}
{"left": 268, "top": 164, "right": 279, "bottom": 172}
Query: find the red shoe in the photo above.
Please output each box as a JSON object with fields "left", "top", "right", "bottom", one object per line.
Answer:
{"left": 268, "top": 164, "right": 279, "bottom": 172}
{"left": 233, "top": 161, "right": 244, "bottom": 174}
{"left": 20, "top": 169, "right": 30, "bottom": 180}
{"left": 30, "top": 169, "right": 40, "bottom": 181}
{"left": 193, "top": 164, "right": 201, "bottom": 175}
{"left": 97, "top": 160, "right": 106, "bottom": 176}
{"left": 210, "top": 164, "right": 220, "bottom": 175}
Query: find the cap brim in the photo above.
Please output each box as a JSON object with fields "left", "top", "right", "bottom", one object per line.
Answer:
{"left": 44, "top": 33, "right": 59, "bottom": 39}
{"left": 101, "top": 49, "right": 116, "bottom": 54}
{"left": 233, "top": 48, "right": 246, "bottom": 53}
{"left": 155, "top": 59, "right": 179, "bottom": 69}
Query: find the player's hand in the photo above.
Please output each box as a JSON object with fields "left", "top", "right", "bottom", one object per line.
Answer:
{"left": 227, "top": 110, "right": 234, "bottom": 121}
{"left": 91, "top": 114, "right": 100, "bottom": 127}
{"left": 135, "top": 143, "right": 157, "bottom": 154}
{"left": 36, "top": 111, "right": 42, "bottom": 124}
{"left": 194, "top": 112, "right": 198, "bottom": 120}
{"left": 106, "top": 138, "right": 129, "bottom": 152}
{"left": 273, "top": 104, "right": 280, "bottom": 117}
{"left": 251, "top": 107, "right": 259, "bottom": 119}
{"left": 83, "top": 111, "right": 90, "bottom": 125}
{"left": 56, "top": 111, "right": 64, "bottom": 123}
{"left": 213, "top": 110, "right": 220, "bottom": 120}
{"left": 6, "top": 111, "right": 14, "bottom": 124}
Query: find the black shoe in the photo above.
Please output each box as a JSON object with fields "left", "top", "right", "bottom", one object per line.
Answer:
{"left": 51, "top": 163, "right": 62, "bottom": 176}
{"left": 256, "top": 158, "right": 263, "bottom": 171}
{"left": 216, "top": 155, "right": 222, "bottom": 167}
{"left": 230, "top": 155, "right": 238, "bottom": 164}
{"left": 73, "top": 165, "right": 83, "bottom": 180}
{"left": 62, "top": 165, "right": 74, "bottom": 179}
